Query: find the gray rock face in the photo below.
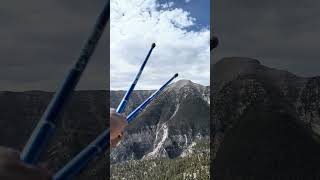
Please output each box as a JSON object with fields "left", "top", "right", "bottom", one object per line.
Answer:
{"left": 110, "top": 80, "right": 210, "bottom": 164}
{"left": 212, "top": 57, "right": 320, "bottom": 178}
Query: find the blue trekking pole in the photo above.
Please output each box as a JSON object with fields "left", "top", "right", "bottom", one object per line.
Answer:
{"left": 20, "top": 1, "right": 110, "bottom": 164}
{"left": 127, "top": 73, "right": 178, "bottom": 122}
{"left": 116, "top": 43, "right": 156, "bottom": 113}
{"left": 53, "top": 73, "right": 178, "bottom": 180}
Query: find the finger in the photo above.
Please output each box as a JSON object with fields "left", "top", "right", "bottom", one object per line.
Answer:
{"left": 116, "top": 132, "right": 124, "bottom": 141}
{"left": 0, "top": 147, "right": 20, "bottom": 161}
{"left": 110, "top": 138, "right": 118, "bottom": 148}
{"left": 110, "top": 108, "right": 116, "bottom": 114}
{"left": 117, "top": 133, "right": 123, "bottom": 139}
{"left": 0, "top": 147, "right": 52, "bottom": 180}
{"left": 13, "top": 163, "right": 52, "bottom": 180}
{"left": 121, "top": 115, "right": 128, "bottom": 124}
{"left": 118, "top": 119, "right": 127, "bottom": 130}
{"left": 112, "top": 112, "right": 125, "bottom": 119}
{"left": 120, "top": 113, "right": 127, "bottom": 118}
{"left": 110, "top": 133, "right": 123, "bottom": 148}
{"left": 39, "top": 161, "right": 51, "bottom": 170}
{"left": 110, "top": 125, "right": 126, "bottom": 140}
{"left": 110, "top": 115, "right": 127, "bottom": 129}
{"left": 0, "top": 161, "right": 52, "bottom": 180}
{"left": 110, "top": 139, "right": 115, "bottom": 148}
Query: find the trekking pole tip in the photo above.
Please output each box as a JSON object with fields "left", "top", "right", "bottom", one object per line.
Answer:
{"left": 174, "top": 73, "right": 179, "bottom": 78}
{"left": 210, "top": 36, "right": 218, "bottom": 50}
{"left": 151, "top": 43, "right": 156, "bottom": 48}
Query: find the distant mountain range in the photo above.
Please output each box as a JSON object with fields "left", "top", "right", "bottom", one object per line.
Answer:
{"left": 0, "top": 79, "right": 210, "bottom": 180}
{"left": 2, "top": 57, "right": 320, "bottom": 179}
{"left": 212, "top": 57, "right": 320, "bottom": 179}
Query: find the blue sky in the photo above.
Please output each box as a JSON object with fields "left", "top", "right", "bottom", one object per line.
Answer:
{"left": 158, "top": 0, "right": 210, "bottom": 31}
{"left": 110, "top": 0, "right": 210, "bottom": 90}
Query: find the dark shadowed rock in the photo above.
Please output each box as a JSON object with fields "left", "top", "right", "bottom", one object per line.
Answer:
{"left": 212, "top": 57, "right": 320, "bottom": 178}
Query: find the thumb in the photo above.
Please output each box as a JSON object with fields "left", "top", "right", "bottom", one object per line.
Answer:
{"left": 38, "top": 161, "right": 51, "bottom": 171}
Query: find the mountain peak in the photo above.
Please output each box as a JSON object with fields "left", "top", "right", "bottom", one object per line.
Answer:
{"left": 212, "top": 57, "right": 263, "bottom": 87}
{"left": 173, "top": 79, "right": 193, "bottom": 86}
{"left": 212, "top": 57, "right": 306, "bottom": 91}
{"left": 168, "top": 79, "right": 204, "bottom": 91}
{"left": 217, "top": 57, "right": 261, "bottom": 65}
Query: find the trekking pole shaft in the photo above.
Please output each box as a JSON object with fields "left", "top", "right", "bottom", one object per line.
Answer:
{"left": 116, "top": 43, "right": 156, "bottom": 113}
{"left": 20, "top": 1, "right": 110, "bottom": 164}
{"left": 127, "top": 73, "right": 178, "bottom": 122}
{"left": 53, "top": 129, "right": 110, "bottom": 180}
{"left": 53, "top": 74, "right": 178, "bottom": 179}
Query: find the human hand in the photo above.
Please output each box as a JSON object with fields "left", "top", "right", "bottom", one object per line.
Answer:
{"left": 0, "top": 146, "right": 52, "bottom": 180}
{"left": 110, "top": 108, "right": 127, "bottom": 148}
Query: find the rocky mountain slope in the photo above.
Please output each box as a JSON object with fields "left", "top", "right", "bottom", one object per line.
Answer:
{"left": 212, "top": 57, "right": 320, "bottom": 179}
{"left": 110, "top": 80, "right": 210, "bottom": 180}
{"left": 111, "top": 139, "right": 209, "bottom": 180}
{"left": 110, "top": 80, "right": 210, "bottom": 164}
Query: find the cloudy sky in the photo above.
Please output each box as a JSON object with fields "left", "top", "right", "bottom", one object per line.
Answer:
{"left": 2, "top": 0, "right": 320, "bottom": 91}
{"left": 0, "top": 0, "right": 108, "bottom": 91}
{"left": 214, "top": 0, "right": 320, "bottom": 77}
{"left": 110, "top": 0, "right": 210, "bottom": 90}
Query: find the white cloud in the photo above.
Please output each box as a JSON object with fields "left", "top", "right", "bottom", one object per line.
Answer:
{"left": 111, "top": 0, "right": 209, "bottom": 90}
{"left": 185, "top": 0, "right": 191, "bottom": 3}
{"left": 161, "top": 1, "right": 174, "bottom": 8}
